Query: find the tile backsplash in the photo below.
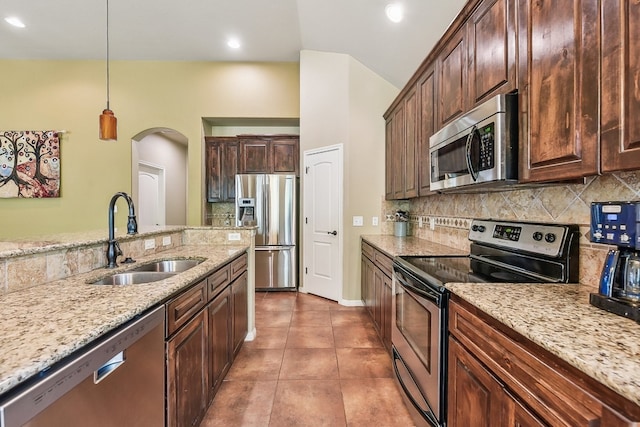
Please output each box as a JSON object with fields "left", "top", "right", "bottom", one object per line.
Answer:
{"left": 383, "top": 172, "right": 640, "bottom": 288}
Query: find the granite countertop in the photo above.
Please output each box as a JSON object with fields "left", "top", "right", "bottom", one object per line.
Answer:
{"left": 361, "top": 235, "right": 468, "bottom": 257}
{"left": 361, "top": 234, "right": 640, "bottom": 406}
{"left": 0, "top": 244, "right": 247, "bottom": 396}
{"left": 446, "top": 283, "right": 640, "bottom": 406}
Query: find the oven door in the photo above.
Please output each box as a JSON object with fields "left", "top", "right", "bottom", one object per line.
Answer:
{"left": 392, "top": 265, "right": 447, "bottom": 427}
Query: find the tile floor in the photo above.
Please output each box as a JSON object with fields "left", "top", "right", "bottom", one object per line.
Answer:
{"left": 201, "top": 291, "right": 416, "bottom": 427}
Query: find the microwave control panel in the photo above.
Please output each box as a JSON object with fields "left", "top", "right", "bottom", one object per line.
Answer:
{"left": 590, "top": 202, "right": 640, "bottom": 249}
{"left": 477, "top": 123, "right": 495, "bottom": 171}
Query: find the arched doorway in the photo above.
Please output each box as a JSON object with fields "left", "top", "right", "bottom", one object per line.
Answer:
{"left": 131, "top": 128, "right": 188, "bottom": 226}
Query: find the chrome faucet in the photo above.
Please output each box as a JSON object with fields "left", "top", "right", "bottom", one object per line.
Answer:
{"left": 106, "top": 192, "right": 138, "bottom": 268}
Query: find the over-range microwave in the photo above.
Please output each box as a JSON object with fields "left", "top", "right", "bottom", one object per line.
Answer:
{"left": 429, "top": 93, "right": 518, "bottom": 193}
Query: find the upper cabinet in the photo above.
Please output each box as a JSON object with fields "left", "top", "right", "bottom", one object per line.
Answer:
{"left": 600, "top": 0, "right": 640, "bottom": 173}
{"left": 239, "top": 135, "right": 299, "bottom": 175}
{"left": 467, "top": 0, "right": 517, "bottom": 106}
{"left": 205, "top": 137, "right": 238, "bottom": 203}
{"left": 418, "top": 67, "right": 438, "bottom": 197}
{"left": 518, "top": 0, "right": 599, "bottom": 182}
{"left": 437, "top": 28, "right": 468, "bottom": 128}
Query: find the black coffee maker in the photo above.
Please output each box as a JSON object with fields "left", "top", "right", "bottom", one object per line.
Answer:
{"left": 590, "top": 201, "right": 640, "bottom": 322}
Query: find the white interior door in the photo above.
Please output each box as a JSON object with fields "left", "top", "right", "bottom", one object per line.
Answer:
{"left": 138, "top": 162, "right": 166, "bottom": 226}
{"left": 303, "top": 144, "right": 343, "bottom": 301}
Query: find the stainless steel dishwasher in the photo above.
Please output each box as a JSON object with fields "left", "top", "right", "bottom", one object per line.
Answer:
{"left": 0, "top": 306, "right": 165, "bottom": 427}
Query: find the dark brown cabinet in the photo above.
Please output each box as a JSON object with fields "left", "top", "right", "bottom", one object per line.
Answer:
{"left": 384, "top": 89, "right": 418, "bottom": 200}
{"left": 207, "top": 286, "right": 232, "bottom": 401}
{"left": 418, "top": 67, "right": 437, "bottom": 196}
{"left": 448, "top": 297, "right": 640, "bottom": 426}
{"left": 601, "top": 0, "right": 640, "bottom": 173}
{"left": 361, "top": 241, "right": 392, "bottom": 352}
{"left": 167, "top": 310, "right": 208, "bottom": 427}
{"left": 205, "top": 137, "right": 238, "bottom": 203}
{"left": 517, "top": 0, "right": 599, "bottom": 182}
{"left": 437, "top": 28, "right": 467, "bottom": 128}
{"left": 239, "top": 135, "right": 299, "bottom": 175}
{"left": 166, "top": 253, "right": 248, "bottom": 426}
{"left": 231, "top": 271, "right": 248, "bottom": 356}
{"left": 467, "top": 0, "right": 517, "bottom": 106}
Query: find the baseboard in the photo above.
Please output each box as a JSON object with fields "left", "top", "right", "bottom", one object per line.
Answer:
{"left": 339, "top": 299, "right": 365, "bottom": 307}
{"left": 244, "top": 327, "right": 257, "bottom": 341}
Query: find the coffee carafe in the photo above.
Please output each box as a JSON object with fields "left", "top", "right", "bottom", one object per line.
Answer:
{"left": 590, "top": 202, "right": 640, "bottom": 322}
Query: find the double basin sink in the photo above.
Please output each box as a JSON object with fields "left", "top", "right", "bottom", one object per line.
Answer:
{"left": 91, "top": 259, "right": 202, "bottom": 285}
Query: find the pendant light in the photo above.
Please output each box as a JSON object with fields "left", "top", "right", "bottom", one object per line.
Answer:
{"left": 99, "top": 0, "right": 117, "bottom": 140}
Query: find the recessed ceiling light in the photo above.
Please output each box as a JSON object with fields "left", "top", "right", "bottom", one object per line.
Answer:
{"left": 4, "top": 16, "right": 26, "bottom": 28}
{"left": 385, "top": 3, "right": 403, "bottom": 23}
{"left": 227, "top": 38, "right": 241, "bottom": 49}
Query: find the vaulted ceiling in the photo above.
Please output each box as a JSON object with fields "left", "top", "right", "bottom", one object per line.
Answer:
{"left": 0, "top": 0, "right": 466, "bottom": 88}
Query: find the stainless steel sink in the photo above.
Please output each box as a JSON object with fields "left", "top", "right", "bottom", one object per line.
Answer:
{"left": 130, "top": 259, "right": 202, "bottom": 273}
{"left": 91, "top": 271, "right": 176, "bottom": 286}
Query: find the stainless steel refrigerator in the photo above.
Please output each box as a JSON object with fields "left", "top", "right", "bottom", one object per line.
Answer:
{"left": 236, "top": 174, "right": 297, "bottom": 290}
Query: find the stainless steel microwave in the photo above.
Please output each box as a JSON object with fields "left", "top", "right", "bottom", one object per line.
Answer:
{"left": 429, "top": 93, "right": 518, "bottom": 192}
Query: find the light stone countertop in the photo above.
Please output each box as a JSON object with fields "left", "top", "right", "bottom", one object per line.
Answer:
{"left": 0, "top": 244, "right": 247, "bottom": 396}
{"left": 362, "top": 234, "right": 640, "bottom": 406}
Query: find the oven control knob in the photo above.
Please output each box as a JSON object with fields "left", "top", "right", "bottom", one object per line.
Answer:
{"left": 545, "top": 233, "right": 556, "bottom": 243}
{"left": 472, "top": 224, "right": 486, "bottom": 232}
{"left": 621, "top": 233, "right": 630, "bottom": 243}
{"left": 533, "top": 231, "right": 543, "bottom": 241}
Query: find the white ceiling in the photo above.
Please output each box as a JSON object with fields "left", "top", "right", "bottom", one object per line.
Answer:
{"left": 0, "top": 0, "right": 466, "bottom": 88}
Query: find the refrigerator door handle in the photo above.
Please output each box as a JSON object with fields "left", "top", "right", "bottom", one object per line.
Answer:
{"left": 263, "top": 177, "right": 270, "bottom": 243}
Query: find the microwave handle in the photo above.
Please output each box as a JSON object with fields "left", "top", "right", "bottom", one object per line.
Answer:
{"left": 465, "top": 125, "right": 479, "bottom": 181}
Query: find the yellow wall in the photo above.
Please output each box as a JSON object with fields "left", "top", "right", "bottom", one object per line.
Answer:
{"left": 0, "top": 60, "right": 299, "bottom": 238}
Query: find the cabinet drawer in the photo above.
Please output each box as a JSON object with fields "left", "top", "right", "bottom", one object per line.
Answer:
{"left": 361, "top": 241, "right": 375, "bottom": 260}
{"left": 166, "top": 280, "right": 207, "bottom": 336}
{"left": 373, "top": 250, "right": 393, "bottom": 278}
{"left": 207, "top": 265, "right": 231, "bottom": 301}
{"left": 449, "top": 299, "right": 637, "bottom": 426}
{"left": 230, "top": 253, "right": 247, "bottom": 280}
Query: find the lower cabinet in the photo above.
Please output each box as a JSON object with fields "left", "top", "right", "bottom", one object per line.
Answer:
{"left": 208, "top": 286, "right": 232, "bottom": 401}
{"left": 232, "top": 271, "right": 248, "bottom": 356}
{"left": 166, "top": 253, "right": 248, "bottom": 427}
{"left": 167, "top": 310, "right": 209, "bottom": 427}
{"left": 448, "top": 296, "right": 640, "bottom": 426}
{"left": 361, "top": 241, "right": 393, "bottom": 352}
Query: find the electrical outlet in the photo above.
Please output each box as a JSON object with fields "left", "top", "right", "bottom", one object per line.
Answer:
{"left": 429, "top": 218, "right": 436, "bottom": 230}
{"left": 162, "top": 236, "right": 171, "bottom": 246}
{"left": 144, "top": 239, "right": 155, "bottom": 250}
{"left": 372, "top": 216, "right": 379, "bottom": 226}
{"left": 228, "top": 232, "right": 241, "bottom": 241}
{"left": 353, "top": 216, "right": 364, "bottom": 226}
{"left": 419, "top": 217, "right": 423, "bottom": 228}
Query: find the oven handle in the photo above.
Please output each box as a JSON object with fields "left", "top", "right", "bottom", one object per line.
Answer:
{"left": 469, "top": 253, "right": 561, "bottom": 283}
{"left": 392, "top": 348, "right": 439, "bottom": 427}
{"left": 465, "top": 125, "right": 479, "bottom": 181}
{"left": 394, "top": 270, "right": 444, "bottom": 307}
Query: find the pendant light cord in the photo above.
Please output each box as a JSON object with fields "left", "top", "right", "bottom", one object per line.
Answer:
{"left": 106, "top": 0, "right": 110, "bottom": 110}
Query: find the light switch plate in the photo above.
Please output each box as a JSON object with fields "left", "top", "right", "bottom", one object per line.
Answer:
{"left": 372, "top": 216, "right": 379, "bottom": 226}
{"left": 353, "top": 216, "right": 364, "bottom": 226}
{"left": 228, "top": 232, "right": 241, "bottom": 241}
{"left": 162, "top": 236, "right": 171, "bottom": 246}
{"left": 144, "top": 239, "right": 155, "bottom": 250}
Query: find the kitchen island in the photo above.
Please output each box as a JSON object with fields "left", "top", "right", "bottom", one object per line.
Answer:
{"left": 0, "top": 226, "right": 253, "bottom": 397}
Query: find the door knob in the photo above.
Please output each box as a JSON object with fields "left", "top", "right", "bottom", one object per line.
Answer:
{"left": 327, "top": 230, "right": 337, "bottom": 236}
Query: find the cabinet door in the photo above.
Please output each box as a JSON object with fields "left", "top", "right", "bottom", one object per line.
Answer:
{"left": 391, "top": 104, "right": 405, "bottom": 199}
{"left": 438, "top": 28, "right": 467, "bottom": 128}
{"left": 205, "top": 140, "right": 223, "bottom": 202}
{"left": 518, "top": 0, "right": 599, "bottom": 182}
{"left": 504, "top": 389, "right": 546, "bottom": 427}
{"left": 271, "top": 137, "right": 299, "bottom": 174}
{"left": 373, "top": 267, "right": 384, "bottom": 334}
{"left": 223, "top": 140, "right": 238, "bottom": 201}
{"left": 467, "top": 0, "right": 517, "bottom": 106}
{"left": 232, "top": 272, "right": 248, "bottom": 356}
{"left": 403, "top": 87, "right": 419, "bottom": 198}
{"left": 382, "top": 274, "right": 392, "bottom": 352}
{"left": 418, "top": 68, "right": 438, "bottom": 197}
{"left": 239, "top": 138, "right": 270, "bottom": 173}
{"left": 601, "top": 0, "right": 640, "bottom": 172}
{"left": 208, "top": 286, "right": 232, "bottom": 401}
{"left": 448, "top": 338, "right": 504, "bottom": 427}
{"left": 205, "top": 137, "right": 237, "bottom": 203}
{"left": 385, "top": 117, "right": 394, "bottom": 200}
{"left": 362, "top": 255, "right": 375, "bottom": 318}
{"left": 167, "top": 310, "right": 208, "bottom": 427}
